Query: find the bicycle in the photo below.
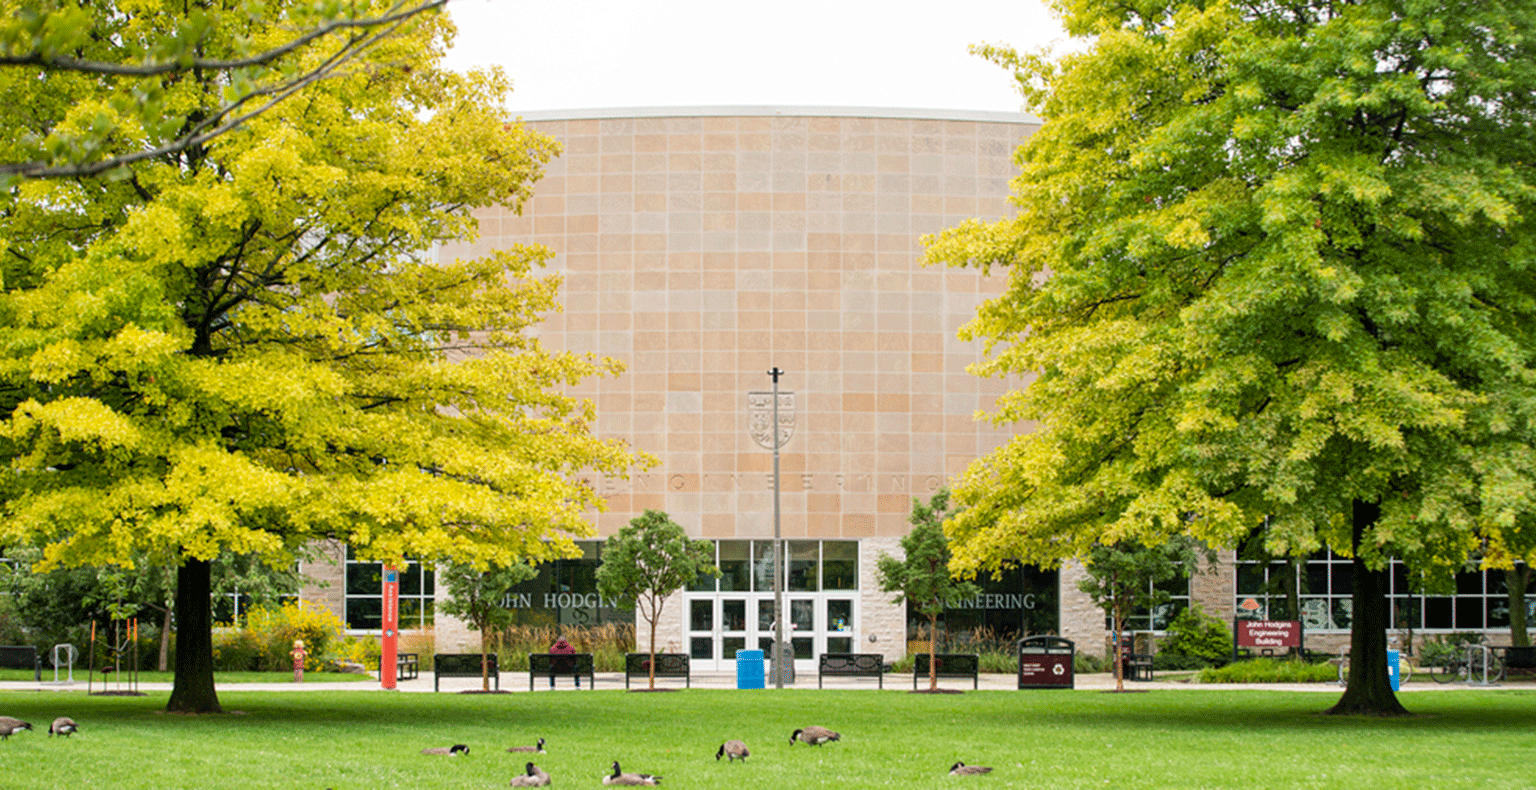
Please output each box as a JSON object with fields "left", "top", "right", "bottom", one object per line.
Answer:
{"left": 1336, "top": 650, "right": 1415, "bottom": 685}
{"left": 1428, "top": 643, "right": 1504, "bottom": 684}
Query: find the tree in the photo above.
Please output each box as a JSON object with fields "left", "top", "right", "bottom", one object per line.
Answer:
{"left": 1076, "top": 538, "right": 1208, "bottom": 692}
{"left": 876, "top": 489, "right": 981, "bottom": 692}
{"left": 0, "top": 0, "right": 449, "bottom": 182}
{"left": 0, "top": 2, "right": 650, "bottom": 714}
{"left": 440, "top": 562, "right": 538, "bottom": 692}
{"left": 930, "top": 0, "right": 1536, "bottom": 716}
{"left": 595, "top": 510, "right": 718, "bottom": 690}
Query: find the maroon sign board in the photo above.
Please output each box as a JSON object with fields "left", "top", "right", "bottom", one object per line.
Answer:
{"left": 1018, "top": 653, "right": 1073, "bottom": 689}
{"left": 1236, "top": 620, "right": 1301, "bottom": 650}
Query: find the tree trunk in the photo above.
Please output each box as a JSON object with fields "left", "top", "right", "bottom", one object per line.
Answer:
{"left": 928, "top": 612, "right": 939, "bottom": 691}
{"left": 156, "top": 604, "right": 172, "bottom": 672}
{"left": 1326, "top": 499, "right": 1409, "bottom": 716}
{"left": 648, "top": 594, "right": 658, "bottom": 690}
{"left": 1508, "top": 567, "right": 1531, "bottom": 648}
{"left": 480, "top": 616, "right": 491, "bottom": 692}
{"left": 167, "top": 557, "right": 223, "bottom": 714}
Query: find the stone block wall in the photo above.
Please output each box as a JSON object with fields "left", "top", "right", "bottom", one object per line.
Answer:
{"left": 859, "top": 535, "right": 906, "bottom": 662}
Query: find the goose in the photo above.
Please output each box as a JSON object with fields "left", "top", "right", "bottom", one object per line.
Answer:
{"left": 715, "top": 739, "right": 749, "bottom": 762}
{"left": 49, "top": 717, "right": 78, "bottom": 738}
{"left": 789, "top": 726, "right": 839, "bottom": 746}
{"left": 949, "top": 762, "right": 993, "bottom": 776}
{"left": 420, "top": 744, "right": 470, "bottom": 755}
{"left": 602, "top": 760, "right": 661, "bottom": 785}
{"left": 507, "top": 737, "right": 546, "bottom": 753}
{"left": 508, "top": 761, "right": 551, "bottom": 787}
{"left": 0, "top": 717, "right": 32, "bottom": 740}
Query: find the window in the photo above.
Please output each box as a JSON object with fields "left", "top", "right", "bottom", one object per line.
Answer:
{"left": 1237, "top": 551, "right": 1535, "bottom": 633}
{"left": 345, "top": 549, "right": 434, "bottom": 631}
{"left": 690, "top": 540, "right": 859, "bottom": 592}
{"left": 1103, "top": 573, "right": 1191, "bottom": 632}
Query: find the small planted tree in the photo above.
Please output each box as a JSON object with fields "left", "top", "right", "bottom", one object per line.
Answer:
{"left": 440, "top": 562, "right": 538, "bottom": 692}
{"left": 1078, "top": 538, "right": 1209, "bottom": 692}
{"left": 596, "top": 510, "right": 718, "bottom": 689}
{"left": 876, "top": 490, "right": 980, "bottom": 692}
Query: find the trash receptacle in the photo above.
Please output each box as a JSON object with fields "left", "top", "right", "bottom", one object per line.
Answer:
{"left": 1388, "top": 649, "right": 1400, "bottom": 691}
{"left": 768, "top": 643, "right": 795, "bottom": 684}
{"left": 735, "top": 649, "right": 764, "bottom": 689}
{"left": 1018, "top": 636, "right": 1075, "bottom": 690}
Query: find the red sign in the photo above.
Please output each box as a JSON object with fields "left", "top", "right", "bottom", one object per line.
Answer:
{"left": 381, "top": 566, "right": 399, "bottom": 690}
{"left": 1018, "top": 653, "right": 1073, "bottom": 689}
{"left": 1236, "top": 620, "right": 1300, "bottom": 649}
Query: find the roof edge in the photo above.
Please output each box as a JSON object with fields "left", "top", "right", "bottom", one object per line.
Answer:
{"left": 510, "top": 105, "right": 1040, "bottom": 125}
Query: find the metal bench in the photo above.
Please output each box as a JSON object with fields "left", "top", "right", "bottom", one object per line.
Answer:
{"left": 528, "top": 652, "right": 594, "bottom": 690}
{"left": 1122, "top": 653, "right": 1154, "bottom": 681}
{"left": 913, "top": 653, "right": 980, "bottom": 690}
{"left": 818, "top": 652, "right": 884, "bottom": 689}
{"left": 0, "top": 645, "right": 41, "bottom": 681}
{"left": 432, "top": 653, "right": 498, "bottom": 692}
{"left": 624, "top": 652, "right": 690, "bottom": 689}
{"left": 379, "top": 652, "right": 419, "bottom": 683}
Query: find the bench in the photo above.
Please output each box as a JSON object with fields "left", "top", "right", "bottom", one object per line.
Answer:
{"left": 1499, "top": 646, "right": 1536, "bottom": 676}
{"left": 432, "top": 653, "right": 498, "bottom": 692}
{"left": 625, "top": 652, "right": 690, "bottom": 689}
{"left": 528, "top": 652, "right": 594, "bottom": 690}
{"left": 1122, "top": 653, "right": 1154, "bottom": 681}
{"left": 0, "top": 645, "right": 41, "bottom": 681}
{"left": 913, "top": 653, "right": 980, "bottom": 690}
{"left": 379, "top": 652, "right": 419, "bottom": 682}
{"left": 818, "top": 652, "right": 884, "bottom": 689}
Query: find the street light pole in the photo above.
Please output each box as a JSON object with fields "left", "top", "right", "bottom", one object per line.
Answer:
{"left": 768, "top": 366, "right": 785, "bottom": 688}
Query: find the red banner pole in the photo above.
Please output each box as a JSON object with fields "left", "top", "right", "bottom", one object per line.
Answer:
{"left": 381, "top": 565, "right": 400, "bottom": 690}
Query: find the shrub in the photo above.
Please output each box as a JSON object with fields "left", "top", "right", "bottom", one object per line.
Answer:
{"left": 1153, "top": 652, "right": 1212, "bottom": 672}
{"left": 216, "top": 600, "right": 345, "bottom": 672}
{"left": 1195, "top": 657, "right": 1336, "bottom": 683}
{"left": 1420, "top": 633, "right": 1483, "bottom": 668}
{"left": 1073, "top": 651, "right": 1106, "bottom": 674}
{"left": 1161, "top": 605, "right": 1233, "bottom": 665}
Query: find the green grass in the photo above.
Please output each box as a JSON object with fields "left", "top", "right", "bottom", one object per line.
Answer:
{"left": 1, "top": 688, "right": 1533, "bottom": 788}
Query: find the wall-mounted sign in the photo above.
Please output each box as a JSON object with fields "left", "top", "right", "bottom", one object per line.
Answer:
{"left": 1236, "top": 620, "right": 1300, "bottom": 649}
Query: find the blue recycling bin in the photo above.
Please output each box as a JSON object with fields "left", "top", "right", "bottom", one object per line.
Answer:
{"left": 1388, "top": 649, "right": 1400, "bottom": 691}
{"left": 735, "top": 649, "right": 764, "bottom": 689}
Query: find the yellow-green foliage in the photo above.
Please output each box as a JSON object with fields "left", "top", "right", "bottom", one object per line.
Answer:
{"left": 214, "top": 601, "right": 344, "bottom": 672}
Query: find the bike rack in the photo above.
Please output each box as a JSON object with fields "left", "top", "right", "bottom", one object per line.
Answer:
{"left": 1464, "top": 644, "right": 1500, "bottom": 687}
{"left": 44, "top": 643, "right": 78, "bottom": 685}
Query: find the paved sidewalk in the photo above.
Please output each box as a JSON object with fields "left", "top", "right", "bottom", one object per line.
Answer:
{"left": 3, "top": 671, "right": 1526, "bottom": 694}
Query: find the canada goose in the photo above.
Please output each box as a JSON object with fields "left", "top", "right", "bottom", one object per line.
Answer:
{"left": 507, "top": 737, "right": 546, "bottom": 753}
{"left": 950, "top": 762, "right": 993, "bottom": 775}
{"left": 789, "top": 726, "right": 839, "bottom": 746}
{"left": 508, "top": 761, "right": 551, "bottom": 787}
{"left": 49, "top": 717, "right": 78, "bottom": 737}
{"left": 603, "top": 760, "right": 661, "bottom": 785}
{"left": 421, "top": 744, "right": 470, "bottom": 755}
{"left": 716, "top": 739, "right": 749, "bottom": 762}
{"left": 0, "top": 717, "right": 32, "bottom": 740}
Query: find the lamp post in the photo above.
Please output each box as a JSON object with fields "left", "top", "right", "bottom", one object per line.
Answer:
{"left": 768, "top": 366, "right": 786, "bottom": 688}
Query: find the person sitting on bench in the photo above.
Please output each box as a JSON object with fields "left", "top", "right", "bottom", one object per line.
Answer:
{"left": 549, "top": 637, "right": 579, "bottom": 688}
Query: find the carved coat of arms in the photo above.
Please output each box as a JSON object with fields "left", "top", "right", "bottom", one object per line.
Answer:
{"left": 747, "top": 391, "right": 795, "bottom": 449}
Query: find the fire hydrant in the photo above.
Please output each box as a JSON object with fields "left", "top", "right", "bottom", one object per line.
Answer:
{"left": 290, "top": 639, "right": 307, "bottom": 683}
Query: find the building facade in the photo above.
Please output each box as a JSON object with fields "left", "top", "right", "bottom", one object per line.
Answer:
{"left": 301, "top": 107, "right": 1534, "bottom": 668}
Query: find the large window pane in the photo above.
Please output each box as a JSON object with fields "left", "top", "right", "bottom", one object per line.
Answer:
{"left": 788, "top": 541, "right": 819, "bottom": 592}
{"left": 690, "top": 599, "right": 713, "bottom": 631}
{"left": 790, "top": 599, "right": 814, "bottom": 632}
{"left": 752, "top": 541, "right": 779, "bottom": 592}
{"left": 718, "top": 541, "right": 750, "bottom": 592}
{"left": 722, "top": 599, "right": 746, "bottom": 632}
{"left": 827, "top": 599, "right": 853, "bottom": 633}
{"left": 822, "top": 541, "right": 857, "bottom": 590}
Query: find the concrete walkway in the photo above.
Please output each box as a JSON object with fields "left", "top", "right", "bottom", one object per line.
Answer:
{"left": 3, "top": 671, "right": 1528, "bottom": 694}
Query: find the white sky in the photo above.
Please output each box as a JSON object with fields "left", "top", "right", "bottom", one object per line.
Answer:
{"left": 441, "top": 0, "right": 1070, "bottom": 115}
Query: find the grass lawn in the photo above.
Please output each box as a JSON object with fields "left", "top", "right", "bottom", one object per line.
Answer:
{"left": 0, "top": 687, "right": 1532, "bottom": 788}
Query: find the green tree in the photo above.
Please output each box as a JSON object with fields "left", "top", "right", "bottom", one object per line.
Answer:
{"left": 595, "top": 510, "right": 717, "bottom": 690}
{"left": 0, "top": 2, "right": 650, "bottom": 714}
{"left": 930, "top": 0, "right": 1536, "bottom": 716}
{"left": 1077, "top": 538, "right": 1207, "bottom": 692}
{"left": 439, "top": 561, "right": 538, "bottom": 692}
{"left": 0, "top": 0, "right": 449, "bottom": 182}
{"left": 876, "top": 489, "right": 980, "bottom": 692}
